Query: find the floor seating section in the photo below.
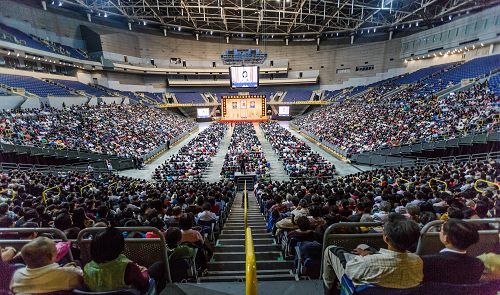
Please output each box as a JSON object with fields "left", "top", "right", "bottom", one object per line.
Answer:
{"left": 174, "top": 92, "right": 206, "bottom": 104}
{"left": 419, "top": 54, "right": 500, "bottom": 94}
{"left": 323, "top": 89, "right": 343, "bottom": 101}
{"left": 0, "top": 23, "right": 88, "bottom": 60}
{"left": 282, "top": 90, "right": 312, "bottom": 102}
{"left": 489, "top": 73, "right": 500, "bottom": 94}
{"left": 393, "top": 63, "right": 456, "bottom": 85}
{"left": 52, "top": 79, "right": 109, "bottom": 97}
{"left": 0, "top": 74, "right": 76, "bottom": 97}
{"left": 143, "top": 92, "right": 165, "bottom": 103}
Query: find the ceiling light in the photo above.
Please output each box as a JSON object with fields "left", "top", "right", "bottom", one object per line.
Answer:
{"left": 104, "top": 13, "right": 108, "bottom": 18}
{"left": 7, "top": 52, "right": 10, "bottom": 55}
{"left": 416, "top": 22, "right": 419, "bottom": 27}
{"left": 58, "top": 1, "right": 62, "bottom": 6}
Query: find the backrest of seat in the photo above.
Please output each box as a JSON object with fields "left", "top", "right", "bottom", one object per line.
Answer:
{"left": 77, "top": 227, "right": 171, "bottom": 283}
{"left": 0, "top": 228, "right": 73, "bottom": 261}
{"left": 416, "top": 219, "right": 499, "bottom": 256}
{"left": 320, "top": 222, "right": 384, "bottom": 275}
{"left": 323, "top": 233, "right": 386, "bottom": 252}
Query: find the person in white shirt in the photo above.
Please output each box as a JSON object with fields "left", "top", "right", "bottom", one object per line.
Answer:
{"left": 197, "top": 202, "right": 218, "bottom": 223}
{"left": 10, "top": 237, "right": 84, "bottom": 294}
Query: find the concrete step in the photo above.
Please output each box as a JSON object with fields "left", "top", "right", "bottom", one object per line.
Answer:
{"left": 212, "top": 251, "right": 282, "bottom": 261}
{"left": 222, "top": 228, "right": 268, "bottom": 234}
{"left": 218, "top": 233, "right": 271, "bottom": 239}
{"left": 214, "top": 244, "right": 279, "bottom": 252}
{"left": 217, "top": 238, "right": 274, "bottom": 246}
{"left": 224, "top": 222, "right": 267, "bottom": 227}
{"left": 207, "top": 260, "right": 294, "bottom": 272}
{"left": 199, "top": 273, "right": 296, "bottom": 282}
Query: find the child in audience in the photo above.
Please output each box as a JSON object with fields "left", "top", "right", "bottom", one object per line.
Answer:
{"left": 422, "top": 218, "right": 484, "bottom": 284}
{"left": 83, "top": 227, "right": 150, "bottom": 292}
{"left": 10, "top": 237, "right": 84, "bottom": 294}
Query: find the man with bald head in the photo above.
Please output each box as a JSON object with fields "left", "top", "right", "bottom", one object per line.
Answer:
{"left": 10, "top": 237, "right": 84, "bottom": 294}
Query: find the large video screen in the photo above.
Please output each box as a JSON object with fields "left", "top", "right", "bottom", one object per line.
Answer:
{"left": 278, "top": 106, "right": 290, "bottom": 116}
{"left": 230, "top": 66, "right": 259, "bottom": 88}
{"left": 197, "top": 108, "right": 210, "bottom": 118}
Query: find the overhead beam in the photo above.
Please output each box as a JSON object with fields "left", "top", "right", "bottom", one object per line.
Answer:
{"left": 286, "top": 0, "right": 307, "bottom": 34}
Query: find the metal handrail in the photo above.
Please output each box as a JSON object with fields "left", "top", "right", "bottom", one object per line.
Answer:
{"left": 79, "top": 183, "right": 94, "bottom": 196}
{"left": 474, "top": 179, "right": 500, "bottom": 193}
{"left": 0, "top": 188, "right": 16, "bottom": 201}
{"left": 42, "top": 185, "right": 61, "bottom": 204}
{"left": 428, "top": 178, "right": 448, "bottom": 192}
{"left": 244, "top": 180, "right": 257, "bottom": 295}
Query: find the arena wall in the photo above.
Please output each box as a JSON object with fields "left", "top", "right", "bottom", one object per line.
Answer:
{"left": 0, "top": 0, "right": 498, "bottom": 92}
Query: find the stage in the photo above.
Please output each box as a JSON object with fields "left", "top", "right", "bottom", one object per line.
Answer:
{"left": 221, "top": 94, "right": 267, "bottom": 122}
{"left": 219, "top": 118, "right": 269, "bottom": 123}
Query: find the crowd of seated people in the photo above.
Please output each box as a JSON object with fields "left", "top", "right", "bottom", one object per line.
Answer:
{"left": 260, "top": 121, "right": 337, "bottom": 178}
{"left": 294, "top": 81, "right": 499, "bottom": 155}
{"left": 0, "top": 104, "right": 195, "bottom": 159}
{"left": 0, "top": 169, "right": 235, "bottom": 293}
{"left": 255, "top": 158, "right": 499, "bottom": 288}
{"left": 153, "top": 123, "right": 227, "bottom": 181}
{"left": 221, "top": 123, "right": 270, "bottom": 179}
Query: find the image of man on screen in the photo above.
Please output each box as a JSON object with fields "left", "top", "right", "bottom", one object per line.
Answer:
{"left": 241, "top": 70, "right": 249, "bottom": 82}
{"left": 250, "top": 101, "right": 256, "bottom": 109}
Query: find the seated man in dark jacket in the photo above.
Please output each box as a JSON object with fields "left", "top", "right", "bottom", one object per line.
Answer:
{"left": 422, "top": 218, "right": 484, "bottom": 284}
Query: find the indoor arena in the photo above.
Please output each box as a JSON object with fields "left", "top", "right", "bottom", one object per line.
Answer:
{"left": 0, "top": 0, "right": 499, "bottom": 294}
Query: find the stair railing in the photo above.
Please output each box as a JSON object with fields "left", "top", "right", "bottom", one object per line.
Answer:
{"left": 244, "top": 180, "right": 257, "bottom": 295}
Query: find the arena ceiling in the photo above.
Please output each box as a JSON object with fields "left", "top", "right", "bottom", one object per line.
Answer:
{"left": 56, "top": 0, "right": 497, "bottom": 38}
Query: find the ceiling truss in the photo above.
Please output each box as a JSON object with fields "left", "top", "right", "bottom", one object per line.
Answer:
{"left": 58, "top": 0, "right": 494, "bottom": 38}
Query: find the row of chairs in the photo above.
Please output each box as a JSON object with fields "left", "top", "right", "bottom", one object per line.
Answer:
{"left": 271, "top": 218, "right": 499, "bottom": 283}
{"left": 312, "top": 219, "right": 500, "bottom": 294}
{"left": 0, "top": 196, "right": 235, "bottom": 293}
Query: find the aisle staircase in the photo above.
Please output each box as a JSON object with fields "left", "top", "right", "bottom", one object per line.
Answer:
{"left": 201, "top": 190, "right": 295, "bottom": 282}
{"left": 253, "top": 123, "right": 290, "bottom": 182}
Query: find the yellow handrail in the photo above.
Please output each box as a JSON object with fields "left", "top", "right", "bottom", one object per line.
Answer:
{"left": 108, "top": 182, "right": 119, "bottom": 194}
{"left": 0, "top": 189, "right": 16, "bottom": 201}
{"left": 243, "top": 180, "right": 257, "bottom": 295}
{"left": 372, "top": 176, "right": 382, "bottom": 185}
{"left": 42, "top": 186, "right": 61, "bottom": 204}
{"left": 79, "top": 183, "right": 93, "bottom": 196}
{"left": 396, "top": 178, "right": 411, "bottom": 186}
{"left": 244, "top": 181, "right": 248, "bottom": 229}
{"left": 474, "top": 179, "right": 500, "bottom": 193}
{"left": 245, "top": 227, "right": 257, "bottom": 295}
{"left": 428, "top": 178, "right": 448, "bottom": 192}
